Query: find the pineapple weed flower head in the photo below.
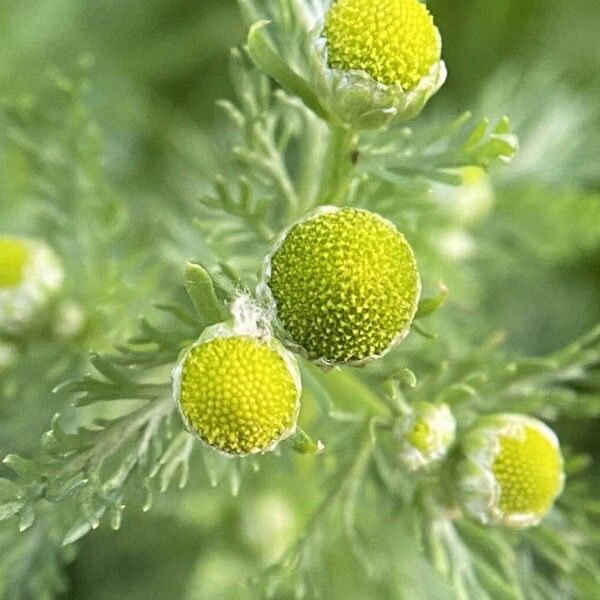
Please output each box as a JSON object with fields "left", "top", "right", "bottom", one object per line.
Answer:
{"left": 0, "top": 237, "right": 64, "bottom": 334}
{"left": 172, "top": 317, "right": 302, "bottom": 457}
{"left": 325, "top": 0, "right": 441, "bottom": 90}
{"left": 320, "top": 0, "right": 446, "bottom": 127}
{"left": 457, "top": 414, "right": 565, "bottom": 528}
{"left": 260, "top": 206, "right": 421, "bottom": 367}
{"left": 247, "top": 0, "right": 446, "bottom": 129}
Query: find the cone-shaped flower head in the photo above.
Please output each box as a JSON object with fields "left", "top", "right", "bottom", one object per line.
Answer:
{"left": 457, "top": 414, "right": 565, "bottom": 528}
{"left": 173, "top": 325, "right": 301, "bottom": 456}
{"left": 263, "top": 207, "right": 420, "bottom": 366}
{"left": 325, "top": 0, "right": 441, "bottom": 90}
{"left": 0, "top": 237, "right": 64, "bottom": 333}
{"left": 397, "top": 402, "right": 455, "bottom": 471}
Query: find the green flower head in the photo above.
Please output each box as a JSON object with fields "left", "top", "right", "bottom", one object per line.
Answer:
{"left": 262, "top": 207, "right": 421, "bottom": 366}
{"left": 173, "top": 324, "right": 301, "bottom": 456}
{"left": 457, "top": 414, "right": 565, "bottom": 528}
{"left": 0, "top": 237, "right": 64, "bottom": 333}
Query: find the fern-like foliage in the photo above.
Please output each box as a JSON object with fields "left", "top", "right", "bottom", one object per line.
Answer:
{"left": 0, "top": 1, "right": 599, "bottom": 599}
{"left": 0, "top": 65, "right": 181, "bottom": 596}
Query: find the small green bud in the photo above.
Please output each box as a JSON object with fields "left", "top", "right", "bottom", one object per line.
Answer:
{"left": 172, "top": 323, "right": 301, "bottom": 456}
{"left": 396, "top": 402, "right": 456, "bottom": 471}
{"left": 0, "top": 237, "right": 64, "bottom": 333}
{"left": 262, "top": 207, "right": 421, "bottom": 366}
{"left": 457, "top": 414, "right": 565, "bottom": 528}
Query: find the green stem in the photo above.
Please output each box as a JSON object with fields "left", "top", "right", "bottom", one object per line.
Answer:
{"left": 252, "top": 431, "right": 373, "bottom": 592}
{"left": 298, "top": 117, "right": 327, "bottom": 212}
{"left": 316, "top": 125, "right": 358, "bottom": 206}
{"left": 293, "top": 430, "right": 373, "bottom": 547}
{"left": 308, "top": 363, "right": 392, "bottom": 417}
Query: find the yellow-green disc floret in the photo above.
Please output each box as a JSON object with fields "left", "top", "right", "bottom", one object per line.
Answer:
{"left": 325, "top": 0, "right": 441, "bottom": 90}
{"left": 0, "top": 238, "right": 30, "bottom": 288}
{"left": 177, "top": 335, "right": 299, "bottom": 455}
{"left": 266, "top": 207, "right": 420, "bottom": 364}
{"left": 492, "top": 423, "right": 563, "bottom": 518}
{"left": 458, "top": 414, "right": 564, "bottom": 527}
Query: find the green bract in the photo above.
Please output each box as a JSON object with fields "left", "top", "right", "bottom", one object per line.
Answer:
{"left": 172, "top": 323, "right": 301, "bottom": 456}
{"left": 244, "top": 0, "right": 446, "bottom": 129}
{"left": 261, "top": 206, "right": 421, "bottom": 366}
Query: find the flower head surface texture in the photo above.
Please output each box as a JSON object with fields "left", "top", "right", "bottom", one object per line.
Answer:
{"left": 492, "top": 422, "right": 563, "bottom": 518}
{"left": 325, "top": 0, "right": 441, "bottom": 90}
{"left": 266, "top": 207, "right": 420, "bottom": 365}
{"left": 458, "top": 414, "right": 564, "bottom": 527}
{"left": 176, "top": 335, "right": 299, "bottom": 456}
{"left": 0, "top": 238, "right": 30, "bottom": 288}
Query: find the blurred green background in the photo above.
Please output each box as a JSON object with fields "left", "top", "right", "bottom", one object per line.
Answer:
{"left": 0, "top": 1, "right": 599, "bottom": 598}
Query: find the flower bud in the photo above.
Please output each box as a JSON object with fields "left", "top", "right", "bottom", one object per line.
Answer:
{"left": 261, "top": 206, "right": 420, "bottom": 366}
{"left": 172, "top": 324, "right": 301, "bottom": 456}
{"left": 0, "top": 237, "right": 64, "bottom": 333}
{"left": 457, "top": 414, "right": 565, "bottom": 528}
{"left": 396, "top": 402, "right": 456, "bottom": 471}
